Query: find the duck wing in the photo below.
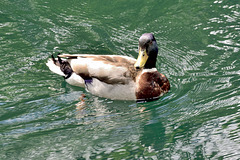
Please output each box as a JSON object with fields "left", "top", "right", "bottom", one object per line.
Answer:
{"left": 60, "top": 54, "right": 138, "bottom": 85}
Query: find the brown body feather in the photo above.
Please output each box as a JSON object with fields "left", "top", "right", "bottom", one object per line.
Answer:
{"left": 136, "top": 71, "right": 170, "bottom": 100}
{"left": 57, "top": 54, "right": 170, "bottom": 100}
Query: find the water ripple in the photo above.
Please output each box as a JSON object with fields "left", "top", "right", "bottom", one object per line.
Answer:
{"left": 1, "top": 0, "right": 240, "bottom": 159}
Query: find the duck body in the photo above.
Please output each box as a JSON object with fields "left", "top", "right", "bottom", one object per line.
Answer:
{"left": 46, "top": 33, "right": 170, "bottom": 102}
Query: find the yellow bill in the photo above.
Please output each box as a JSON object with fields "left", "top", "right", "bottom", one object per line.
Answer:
{"left": 134, "top": 48, "right": 149, "bottom": 69}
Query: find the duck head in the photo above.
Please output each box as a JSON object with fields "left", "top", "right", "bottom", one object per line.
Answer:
{"left": 134, "top": 33, "right": 158, "bottom": 69}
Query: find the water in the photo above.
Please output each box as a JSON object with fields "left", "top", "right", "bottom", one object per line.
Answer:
{"left": 0, "top": 0, "right": 239, "bottom": 159}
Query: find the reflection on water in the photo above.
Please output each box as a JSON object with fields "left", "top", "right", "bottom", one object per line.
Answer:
{"left": 0, "top": 0, "right": 240, "bottom": 159}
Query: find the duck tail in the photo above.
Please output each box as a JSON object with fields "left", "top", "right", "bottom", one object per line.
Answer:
{"left": 46, "top": 54, "right": 73, "bottom": 79}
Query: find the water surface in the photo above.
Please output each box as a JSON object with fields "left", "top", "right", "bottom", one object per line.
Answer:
{"left": 0, "top": 0, "right": 240, "bottom": 159}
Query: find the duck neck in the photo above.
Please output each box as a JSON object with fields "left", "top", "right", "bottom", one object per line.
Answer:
{"left": 144, "top": 54, "right": 157, "bottom": 69}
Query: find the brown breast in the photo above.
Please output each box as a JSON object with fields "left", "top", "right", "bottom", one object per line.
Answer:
{"left": 135, "top": 71, "right": 170, "bottom": 100}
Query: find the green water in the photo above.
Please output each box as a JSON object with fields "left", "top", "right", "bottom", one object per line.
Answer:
{"left": 0, "top": 0, "right": 239, "bottom": 159}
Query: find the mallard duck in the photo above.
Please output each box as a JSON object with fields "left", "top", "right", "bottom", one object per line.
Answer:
{"left": 46, "top": 33, "right": 170, "bottom": 102}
